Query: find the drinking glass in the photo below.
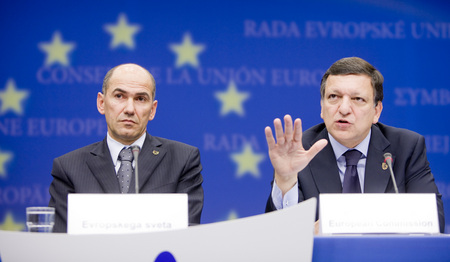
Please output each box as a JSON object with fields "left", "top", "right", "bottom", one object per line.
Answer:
{"left": 26, "top": 207, "right": 55, "bottom": 233}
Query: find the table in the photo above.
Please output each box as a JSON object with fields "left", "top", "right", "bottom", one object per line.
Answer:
{"left": 313, "top": 235, "right": 450, "bottom": 261}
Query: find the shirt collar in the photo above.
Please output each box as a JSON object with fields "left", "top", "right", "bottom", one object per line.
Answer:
{"left": 107, "top": 132, "right": 146, "bottom": 165}
{"left": 328, "top": 129, "right": 371, "bottom": 160}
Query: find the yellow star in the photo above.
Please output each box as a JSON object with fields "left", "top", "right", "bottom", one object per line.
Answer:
{"left": 0, "top": 79, "right": 29, "bottom": 115}
{"left": 0, "top": 148, "right": 13, "bottom": 177}
{"left": 169, "top": 32, "right": 205, "bottom": 68}
{"left": 104, "top": 13, "right": 141, "bottom": 49}
{"left": 231, "top": 144, "right": 265, "bottom": 178}
{"left": 0, "top": 212, "right": 25, "bottom": 231}
{"left": 38, "top": 31, "right": 76, "bottom": 66}
{"left": 215, "top": 81, "right": 250, "bottom": 116}
{"left": 227, "top": 210, "right": 239, "bottom": 221}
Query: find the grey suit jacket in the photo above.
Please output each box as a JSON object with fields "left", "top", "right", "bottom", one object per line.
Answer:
{"left": 49, "top": 133, "right": 204, "bottom": 233}
{"left": 266, "top": 122, "right": 445, "bottom": 233}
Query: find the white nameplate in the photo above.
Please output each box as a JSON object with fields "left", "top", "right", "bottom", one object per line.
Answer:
{"left": 68, "top": 194, "right": 188, "bottom": 235}
{"left": 319, "top": 193, "right": 439, "bottom": 234}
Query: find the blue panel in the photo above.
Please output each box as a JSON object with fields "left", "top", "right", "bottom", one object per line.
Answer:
{"left": 313, "top": 235, "right": 450, "bottom": 261}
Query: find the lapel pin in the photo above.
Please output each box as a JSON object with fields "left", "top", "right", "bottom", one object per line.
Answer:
{"left": 382, "top": 162, "right": 388, "bottom": 170}
{"left": 153, "top": 150, "right": 159, "bottom": 155}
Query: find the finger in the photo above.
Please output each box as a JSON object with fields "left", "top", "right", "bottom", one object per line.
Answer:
{"left": 264, "top": 126, "right": 276, "bottom": 150}
{"left": 284, "top": 115, "right": 293, "bottom": 141}
{"left": 273, "top": 118, "right": 285, "bottom": 144}
{"left": 307, "top": 139, "right": 328, "bottom": 159}
{"left": 293, "top": 118, "right": 303, "bottom": 143}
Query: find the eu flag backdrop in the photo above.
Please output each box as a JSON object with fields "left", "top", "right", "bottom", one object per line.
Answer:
{"left": 1, "top": 0, "right": 450, "bottom": 233}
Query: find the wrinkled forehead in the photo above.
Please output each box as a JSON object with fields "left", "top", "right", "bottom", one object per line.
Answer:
{"left": 325, "top": 74, "right": 374, "bottom": 95}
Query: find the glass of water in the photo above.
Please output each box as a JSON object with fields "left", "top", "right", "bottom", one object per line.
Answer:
{"left": 26, "top": 207, "right": 55, "bottom": 233}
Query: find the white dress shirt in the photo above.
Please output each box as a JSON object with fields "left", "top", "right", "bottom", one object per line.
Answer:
{"left": 107, "top": 132, "right": 146, "bottom": 173}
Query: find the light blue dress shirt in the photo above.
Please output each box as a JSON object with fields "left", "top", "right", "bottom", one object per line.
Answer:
{"left": 271, "top": 130, "right": 371, "bottom": 210}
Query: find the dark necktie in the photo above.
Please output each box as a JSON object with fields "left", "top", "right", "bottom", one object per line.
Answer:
{"left": 117, "top": 147, "right": 134, "bottom": 193}
{"left": 342, "top": 149, "right": 362, "bottom": 193}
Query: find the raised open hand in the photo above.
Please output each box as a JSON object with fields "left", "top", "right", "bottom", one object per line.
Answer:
{"left": 265, "top": 115, "right": 327, "bottom": 193}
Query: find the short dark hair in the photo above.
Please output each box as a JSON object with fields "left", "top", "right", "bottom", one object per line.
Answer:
{"left": 320, "top": 57, "right": 384, "bottom": 106}
{"left": 102, "top": 63, "right": 156, "bottom": 100}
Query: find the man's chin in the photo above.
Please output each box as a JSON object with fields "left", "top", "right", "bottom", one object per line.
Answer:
{"left": 328, "top": 130, "right": 357, "bottom": 147}
{"left": 116, "top": 132, "right": 141, "bottom": 144}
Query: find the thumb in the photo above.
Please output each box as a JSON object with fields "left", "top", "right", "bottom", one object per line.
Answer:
{"left": 307, "top": 139, "right": 328, "bottom": 160}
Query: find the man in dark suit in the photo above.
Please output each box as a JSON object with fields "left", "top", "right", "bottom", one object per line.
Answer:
{"left": 264, "top": 57, "right": 445, "bottom": 233}
{"left": 49, "top": 63, "right": 203, "bottom": 233}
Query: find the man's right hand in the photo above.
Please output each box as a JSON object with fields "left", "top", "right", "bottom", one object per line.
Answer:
{"left": 265, "top": 115, "right": 327, "bottom": 195}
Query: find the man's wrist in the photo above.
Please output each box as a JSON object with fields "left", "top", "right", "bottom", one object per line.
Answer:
{"left": 274, "top": 172, "right": 297, "bottom": 195}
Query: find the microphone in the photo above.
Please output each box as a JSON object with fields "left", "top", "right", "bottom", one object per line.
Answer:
{"left": 131, "top": 145, "right": 141, "bottom": 194}
{"left": 383, "top": 153, "right": 399, "bottom": 194}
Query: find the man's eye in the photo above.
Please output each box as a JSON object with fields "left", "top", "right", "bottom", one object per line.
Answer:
{"left": 137, "top": 96, "right": 147, "bottom": 102}
{"left": 115, "top": 94, "right": 123, "bottom": 99}
{"left": 328, "top": 94, "right": 337, "bottom": 99}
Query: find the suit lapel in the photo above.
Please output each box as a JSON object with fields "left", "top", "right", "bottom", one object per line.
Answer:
{"left": 308, "top": 129, "right": 343, "bottom": 193}
{"left": 364, "top": 125, "right": 391, "bottom": 193}
{"left": 87, "top": 138, "right": 120, "bottom": 193}
{"left": 128, "top": 134, "right": 167, "bottom": 193}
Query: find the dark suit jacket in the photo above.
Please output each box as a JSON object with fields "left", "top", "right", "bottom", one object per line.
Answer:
{"left": 49, "top": 133, "right": 204, "bottom": 233}
{"left": 266, "top": 122, "right": 445, "bottom": 233}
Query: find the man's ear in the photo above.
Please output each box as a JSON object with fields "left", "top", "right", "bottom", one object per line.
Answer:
{"left": 320, "top": 99, "right": 324, "bottom": 120}
{"left": 97, "top": 92, "right": 105, "bottom": 115}
{"left": 149, "top": 100, "right": 158, "bottom": 121}
{"left": 372, "top": 101, "right": 383, "bottom": 124}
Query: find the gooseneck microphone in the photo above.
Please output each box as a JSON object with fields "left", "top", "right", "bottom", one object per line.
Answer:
{"left": 131, "top": 145, "right": 141, "bottom": 194}
{"left": 383, "top": 152, "right": 399, "bottom": 194}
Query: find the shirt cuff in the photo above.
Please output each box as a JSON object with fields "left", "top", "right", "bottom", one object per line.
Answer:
{"left": 271, "top": 180, "right": 299, "bottom": 210}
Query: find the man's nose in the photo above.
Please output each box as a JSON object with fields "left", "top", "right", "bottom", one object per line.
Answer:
{"left": 124, "top": 98, "right": 135, "bottom": 114}
{"left": 338, "top": 97, "right": 352, "bottom": 115}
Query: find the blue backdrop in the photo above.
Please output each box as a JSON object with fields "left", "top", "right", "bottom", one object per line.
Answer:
{"left": 1, "top": 0, "right": 449, "bottom": 233}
